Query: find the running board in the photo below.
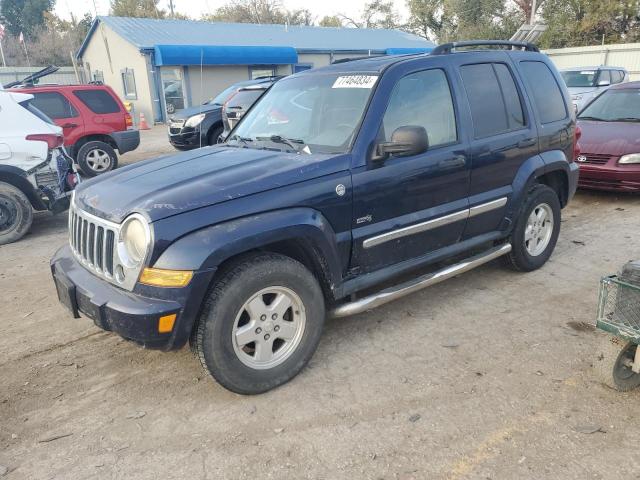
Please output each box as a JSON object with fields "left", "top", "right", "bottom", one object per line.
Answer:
{"left": 329, "top": 244, "right": 512, "bottom": 318}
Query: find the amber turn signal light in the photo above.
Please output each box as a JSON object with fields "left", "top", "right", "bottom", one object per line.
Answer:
{"left": 158, "top": 314, "right": 177, "bottom": 333}
{"left": 139, "top": 267, "right": 193, "bottom": 287}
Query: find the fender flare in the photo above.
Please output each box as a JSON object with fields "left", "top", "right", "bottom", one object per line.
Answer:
{"left": 154, "top": 207, "right": 344, "bottom": 290}
{"left": 0, "top": 165, "right": 47, "bottom": 210}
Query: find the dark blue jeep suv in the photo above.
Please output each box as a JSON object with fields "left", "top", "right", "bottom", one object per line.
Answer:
{"left": 51, "top": 41, "right": 580, "bottom": 394}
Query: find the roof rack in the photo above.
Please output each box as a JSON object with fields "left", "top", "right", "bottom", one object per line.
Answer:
{"left": 430, "top": 40, "right": 539, "bottom": 55}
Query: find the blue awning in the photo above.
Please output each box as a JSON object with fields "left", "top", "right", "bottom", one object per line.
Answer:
{"left": 153, "top": 44, "right": 298, "bottom": 66}
{"left": 385, "top": 47, "right": 433, "bottom": 55}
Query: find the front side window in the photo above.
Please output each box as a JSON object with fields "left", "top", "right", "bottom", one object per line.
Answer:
{"left": 561, "top": 70, "right": 597, "bottom": 88}
{"left": 121, "top": 68, "right": 137, "bottom": 99}
{"left": 598, "top": 70, "right": 611, "bottom": 85}
{"left": 73, "top": 89, "right": 121, "bottom": 114}
{"left": 229, "top": 73, "right": 377, "bottom": 154}
{"left": 31, "top": 92, "right": 78, "bottom": 119}
{"left": 382, "top": 69, "right": 457, "bottom": 147}
{"left": 520, "top": 61, "right": 567, "bottom": 124}
{"left": 579, "top": 88, "right": 640, "bottom": 122}
{"left": 611, "top": 70, "right": 624, "bottom": 84}
{"left": 460, "top": 63, "right": 524, "bottom": 138}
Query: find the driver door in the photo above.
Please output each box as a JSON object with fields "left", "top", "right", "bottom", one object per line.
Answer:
{"left": 350, "top": 65, "right": 471, "bottom": 273}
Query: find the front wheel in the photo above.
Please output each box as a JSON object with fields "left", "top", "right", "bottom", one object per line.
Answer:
{"left": 505, "top": 184, "right": 561, "bottom": 272}
{"left": 194, "top": 253, "right": 325, "bottom": 394}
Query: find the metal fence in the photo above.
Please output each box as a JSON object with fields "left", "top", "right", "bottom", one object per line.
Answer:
{"left": 545, "top": 43, "right": 640, "bottom": 80}
{"left": 0, "top": 66, "right": 86, "bottom": 87}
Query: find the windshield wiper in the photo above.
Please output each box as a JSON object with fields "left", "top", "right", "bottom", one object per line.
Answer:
{"left": 256, "top": 135, "right": 307, "bottom": 153}
{"left": 609, "top": 117, "right": 640, "bottom": 122}
{"left": 227, "top": 134, "right": 253, "bottom": 146}
{"left": 578, "top": 116, "right": 607, "bottom": 121}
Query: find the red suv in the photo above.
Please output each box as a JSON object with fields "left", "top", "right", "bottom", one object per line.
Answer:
{"left": 11, "top": 84, "right": 140, "bottom": 177}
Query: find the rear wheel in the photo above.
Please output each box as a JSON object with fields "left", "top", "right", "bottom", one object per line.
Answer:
{"left": 77, "top": 141, "right": 118, "bottom": 177}
{"left": 594, "top": 334, "right": 640, "bottom": 391}
{"left": 0, "top": 182, "right": 33, "bottom": 245}
{"left": 505, "top": 184, "right": 561, "bottom": 272}
{"left": 194, "top": 253, "right": 325, "bottom": 394}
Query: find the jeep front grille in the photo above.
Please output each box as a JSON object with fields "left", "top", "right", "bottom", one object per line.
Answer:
{"left": 69, "top": 203, "right": 118, "bottom": 278}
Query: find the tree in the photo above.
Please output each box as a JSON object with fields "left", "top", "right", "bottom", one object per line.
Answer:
{"left": 203, "top": 0, "right": 314, "bottom": 25}
{"left": 339, "top": 0, "right": 401, "bottom": 29}
{"left": 319, "top": 15, "right": 342, "bottom": 27}
{"left": 406, "top": 0, "right": 456, "bottom": 41}
{"left": 0, "top": 0, "right": 55, "bottom": 36}
{"left": 109, "top": 0, "right": 166, "bottom": 18}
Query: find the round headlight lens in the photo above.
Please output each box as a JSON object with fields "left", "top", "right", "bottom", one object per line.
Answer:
{"left": 120, "top": 216, "right": 149, "bottom": 266}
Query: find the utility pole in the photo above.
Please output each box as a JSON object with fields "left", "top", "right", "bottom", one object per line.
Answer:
{"left": 169, "top": 0, "right": 175, "bottom": 18}
{"left": 530, "top": 0, "right": 537, "bottom": 24}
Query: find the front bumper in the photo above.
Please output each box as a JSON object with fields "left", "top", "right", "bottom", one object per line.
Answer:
{"left": 51, "top": 245, "right": 215, "bottom": 350}
{"left": 578, "top": 164, "right": 640, "bottom": 192}
{"left": 167, "top": 126, "right": 204, "bottom": 149}
{"left": 111, "top": 130, "right": 141, "bottom": 154}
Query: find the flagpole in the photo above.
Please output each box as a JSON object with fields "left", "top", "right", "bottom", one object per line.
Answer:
{"left": 0, "top": 41, "right": 6, "bottom": 67}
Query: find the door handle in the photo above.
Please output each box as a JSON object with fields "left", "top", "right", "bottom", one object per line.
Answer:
{"left": 62, "top": 123, "right": 78, "bottom": 128}
{"left": 517, "top": 138, "right": 536, "bottom": 149}
{"left": 438, "top": 155, "right": 466, "bottom": 170}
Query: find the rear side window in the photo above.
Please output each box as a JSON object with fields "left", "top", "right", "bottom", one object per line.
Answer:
{"left": 382, "top": 69, "right": 457, "bottom": 148}
{"left": 73, "top": 89, "right": 121, "bottom": 114}
{"left": 519, "top": 61, "right": 567, "bottom": 124}
{"left": 31, "top": 92, "right": 78, "bottom": 119}
{"left": 460, "top": 63, "right": 524, "bottom": 138}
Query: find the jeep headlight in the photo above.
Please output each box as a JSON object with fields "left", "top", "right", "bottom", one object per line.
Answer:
{"left": 185, "top": 113, "right": 205, "bottom": 128}
{"left": 119, "top": 214, "right": 150, "bottom": 267}
{"left": 619, "top": 153, "right": 640, "bottom": 165}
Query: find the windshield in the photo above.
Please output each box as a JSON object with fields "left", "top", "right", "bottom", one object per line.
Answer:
{"left": 578, "top": 88, "right": 640, "bottom": 122}
{"left": 561, "top": 70, "right": 598, "bottom": 88}
{"left": 228, "top": 73, "right": 378, "bottom": 154}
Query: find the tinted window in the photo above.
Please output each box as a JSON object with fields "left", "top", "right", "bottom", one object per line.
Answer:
{"left": 227, "top": 89, "right": 265, "bottom": 110}
{"left": 73, "top": 89, "right": 120, "bottom": 114}
{"left": 520, "top": 61, "right": 567, "bottom": 124}
{"left": 461, "top": 63, "right": 525, "bottom": 138}
{"left": 383, "top": 69, "right": 457, "bottom": 147}
{"left": 31, "top": 92, "right": 77, "bottom": 119}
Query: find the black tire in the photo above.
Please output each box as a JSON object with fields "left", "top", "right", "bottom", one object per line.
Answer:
{"left": 505, "top": 184, "right": 561, "bottom": 272}
{"left": 194, "top": 253, "right": 325, "bottom": 394}
{"left": 594, "top": 334, "right": 640, "bottom": 391}
{"left": 0, "top": 182, "right": 33, "bottom": 245}
{"left": 76, "top": 141, "right": 118, "bottom": 177}
{"left": 207, "top": 125, "right": 224, "bottom": 146}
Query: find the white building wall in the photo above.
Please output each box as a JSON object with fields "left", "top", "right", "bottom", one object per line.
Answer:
{"left": 545, "top": 43, "right": 640, "bottom": 80}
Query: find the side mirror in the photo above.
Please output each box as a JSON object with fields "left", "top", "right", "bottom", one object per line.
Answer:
{"left": 597, "top": 80, "right": 610, "bottom": 87}
{"left": 372, "top": 126, "right": 429, "bottom": 163}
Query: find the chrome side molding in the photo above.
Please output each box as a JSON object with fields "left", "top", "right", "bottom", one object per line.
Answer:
{"left": 363, "top": 197, "right": 508, "bottom": 249}
{"left": 329, "top": 243, "right": 512, "bottom": 318}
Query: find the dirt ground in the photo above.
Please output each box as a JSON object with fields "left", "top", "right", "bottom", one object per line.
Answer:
{"left": 2, "top": 128, "right": 640, "bottom": 479}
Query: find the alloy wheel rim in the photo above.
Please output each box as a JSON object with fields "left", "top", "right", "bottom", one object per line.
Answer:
{"left": 232, "top": 286, "right": 306, "bottom": 370}
{"left": 86, "top": 149, "right": 112, "bottom": 172}
{"left": 524, "top": 203, "right": 554, "bottom": 257}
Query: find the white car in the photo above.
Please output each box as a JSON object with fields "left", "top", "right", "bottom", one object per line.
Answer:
{"left": 560, "top": 66, "right": 629, "bottom": 112}
{"left": 0, "top": 90, "right": 79, "bottom": 245}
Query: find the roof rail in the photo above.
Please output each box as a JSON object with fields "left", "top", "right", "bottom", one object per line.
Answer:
{"left": 430, "top": 40, "right": 539, "bottom": 55}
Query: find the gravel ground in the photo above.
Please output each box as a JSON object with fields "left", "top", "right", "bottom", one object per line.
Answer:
{"left": 2, "top": 131, "right": 640, "bottom": 479}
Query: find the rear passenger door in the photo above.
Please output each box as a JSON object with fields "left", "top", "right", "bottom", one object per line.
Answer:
{"left": 30, "top": 91, "right": 84, "bottom": 145}
{"left": 454, "top": 56, "right": 538, "bottom": 239}
{"left": 73, "top": 88, "right": 125, "bottom": 133}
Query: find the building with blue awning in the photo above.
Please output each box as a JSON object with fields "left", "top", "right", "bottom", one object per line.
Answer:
{"left": 77, "top": 16, "right": 434, "bottom": 123}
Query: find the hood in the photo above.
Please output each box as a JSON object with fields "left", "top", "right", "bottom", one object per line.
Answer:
{"left": 567, "top": 87, "right": 597, "bottom": 96}
{"left": 75, "top": 146, "right": 350, "bottom": 223}
{"left": 577, "top": 120, "right": 640, "bottom": 156}
{"left": 169, "top": 104, "right": 221, "bottom": 120}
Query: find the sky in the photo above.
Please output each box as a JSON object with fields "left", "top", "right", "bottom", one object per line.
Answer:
{"left": 54, "top": 0, "right": 410, "bottom": 23}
